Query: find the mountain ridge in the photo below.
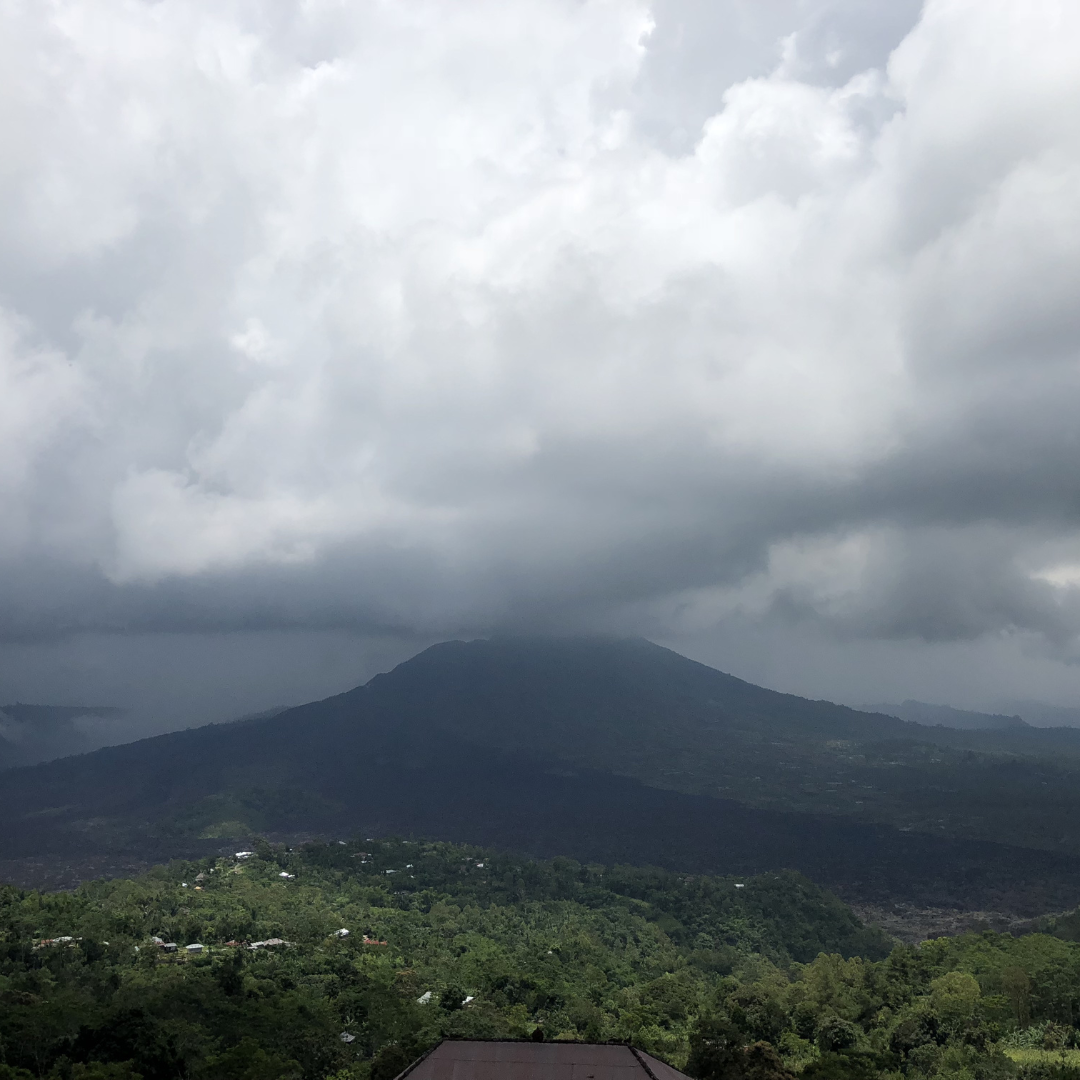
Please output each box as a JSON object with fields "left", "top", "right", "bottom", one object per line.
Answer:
{"left": 867, "top": 699, "right": 1029, "bottom": 731}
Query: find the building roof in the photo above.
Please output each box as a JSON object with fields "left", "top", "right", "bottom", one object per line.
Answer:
{"left": 395, "top": 1040, "right": 691, "bottom": 1080}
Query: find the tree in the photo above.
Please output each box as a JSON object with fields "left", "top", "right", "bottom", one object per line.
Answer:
{"left": 801, "top": 1053, "right": 877, "bottom": 1080}
{"left": 1000, "top": 968, "right": 1031, "bottom": 1028}
{"left": 741, "top": 1043, "right": 794, "bottom": 1080}
{"left": 816, "top": 1017, "right": 861, "bottom": 1053}
{"left": 929, "top": 971, "right": 981, "bottom": 1028}
{"left": 687, "top": 1017, "right": 748, "bottom": 1080}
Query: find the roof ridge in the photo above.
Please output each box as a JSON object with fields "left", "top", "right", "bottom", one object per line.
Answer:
{"left": 395, "top": 1037, "right": 689, "bottom": 1080}
{"left": 439, "top": 1038, "right": 638, "bottom": 1045}
{"left": 390, "top": 1039, "right": 444, "bottom": 1080}
{"left": 628, "top": 1046, "right": 663, "bottom": 1080}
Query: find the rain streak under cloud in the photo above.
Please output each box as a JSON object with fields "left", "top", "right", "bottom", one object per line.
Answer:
{"left": 2, "top": 0, "right": 1080, "bottom": 723}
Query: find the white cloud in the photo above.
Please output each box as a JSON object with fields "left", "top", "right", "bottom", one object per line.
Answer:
{"left": 0, "top": 309, "right": 90, "bottom": 554}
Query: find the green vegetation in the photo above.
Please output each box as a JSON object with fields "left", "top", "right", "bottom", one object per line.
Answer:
{"left": 3, "top": 838, "right": 1080, "bottom": 1080}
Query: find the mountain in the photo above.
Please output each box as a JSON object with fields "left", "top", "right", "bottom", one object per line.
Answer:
{"left": 6, "top": 637, "right": 1080, "bottom": 912}
{"left": 997, "top": 699, "right": 1080, "bottom": 728}
{"left": 867, "top": 700, "right": 1029, "bottom": 731}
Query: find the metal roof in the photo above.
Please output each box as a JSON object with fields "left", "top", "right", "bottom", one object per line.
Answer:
{"left": 395, "top": 1040, "right": 690, "bottom": 1080}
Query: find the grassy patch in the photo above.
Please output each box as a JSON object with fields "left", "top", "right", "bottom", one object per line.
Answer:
{"left": 1004, "top": 1049, "right": 1080, "bottom": 1067}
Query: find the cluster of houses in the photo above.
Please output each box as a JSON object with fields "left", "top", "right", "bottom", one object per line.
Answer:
{"left": 417, "top": 991, "right": 475, "bottom": 1007}
{"left": 32, "top": 936, "right": 82, "bottom": 949}
{"left": 33, "top": 857, "right": 401, "bottom": 961}
{"left": 143, "top": 928, "right": 389, "bottom": 954}
{"left": 331, "top": 927, "right": 386, "bottom": 944}
{"left": 151, "top": 937, "right": 204, "bottom": 954}
{"left": 150, "top": 935, "right": 293, "bottom": 954}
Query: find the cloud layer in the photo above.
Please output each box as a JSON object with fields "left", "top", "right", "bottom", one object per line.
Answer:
{"left": 3, "top": 0, "right": 1080, "bottom": 683}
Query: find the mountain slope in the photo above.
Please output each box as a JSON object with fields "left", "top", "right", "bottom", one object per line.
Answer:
{"left": 6, "top": 637, "right": 1080, "bottom": 911}
{"left": 341, "top": 638, "right": 1080, "bottom": 851}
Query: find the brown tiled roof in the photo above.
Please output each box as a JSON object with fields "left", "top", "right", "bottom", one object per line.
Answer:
{"left": 394, "top": 1040, "right": 690, "bottom": 1080}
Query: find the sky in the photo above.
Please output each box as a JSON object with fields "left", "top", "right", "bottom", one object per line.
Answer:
{"left": 3, "top": 0, "right": 1080, "bottom": 733}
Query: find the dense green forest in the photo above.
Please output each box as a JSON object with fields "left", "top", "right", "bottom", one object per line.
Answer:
{"left": 3, "top": 839, "right": 1080, "bottom": 1080}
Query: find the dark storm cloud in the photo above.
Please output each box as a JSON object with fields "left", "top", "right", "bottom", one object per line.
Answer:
{"left": 2, "top": 0, "right": 1080, "bottom": 718}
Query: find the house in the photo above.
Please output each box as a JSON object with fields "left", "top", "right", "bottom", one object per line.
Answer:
{"left": 185, "top": 943, "right": 204, "bottom": 954}
{"left": 391, "top": 1040, "right": 691, "bottom": 1080}
{"left": 32, "top": 937, "right": 79, "bottom": 950}
{"left": 249, "top": 938, "right": 292, "bottom": 949}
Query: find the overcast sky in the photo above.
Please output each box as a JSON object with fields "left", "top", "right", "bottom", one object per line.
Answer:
{"left": 3, "top": 0, "right": 1080, "bottom": 730}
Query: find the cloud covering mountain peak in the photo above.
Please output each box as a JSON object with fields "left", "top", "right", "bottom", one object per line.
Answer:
{"left": 2, "top": 0, "right": 1080, "bottom": 715}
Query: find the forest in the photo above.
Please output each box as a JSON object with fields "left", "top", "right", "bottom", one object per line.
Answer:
{"left": 3, "top": 839, "right": 1080, "bottom": 1080}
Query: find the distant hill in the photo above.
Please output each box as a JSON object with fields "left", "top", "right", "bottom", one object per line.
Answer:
{"left": 6, "top": 637, "right": 1080, "bottom": 911}
{"left": 0, "top": 703, "right": 126, "bottom": 767}
{"left": 997, "top": 699, "right": 1080, "bottom": 728}
{"left": 867, "top": 699, "right": 1029, "bottom": 731}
